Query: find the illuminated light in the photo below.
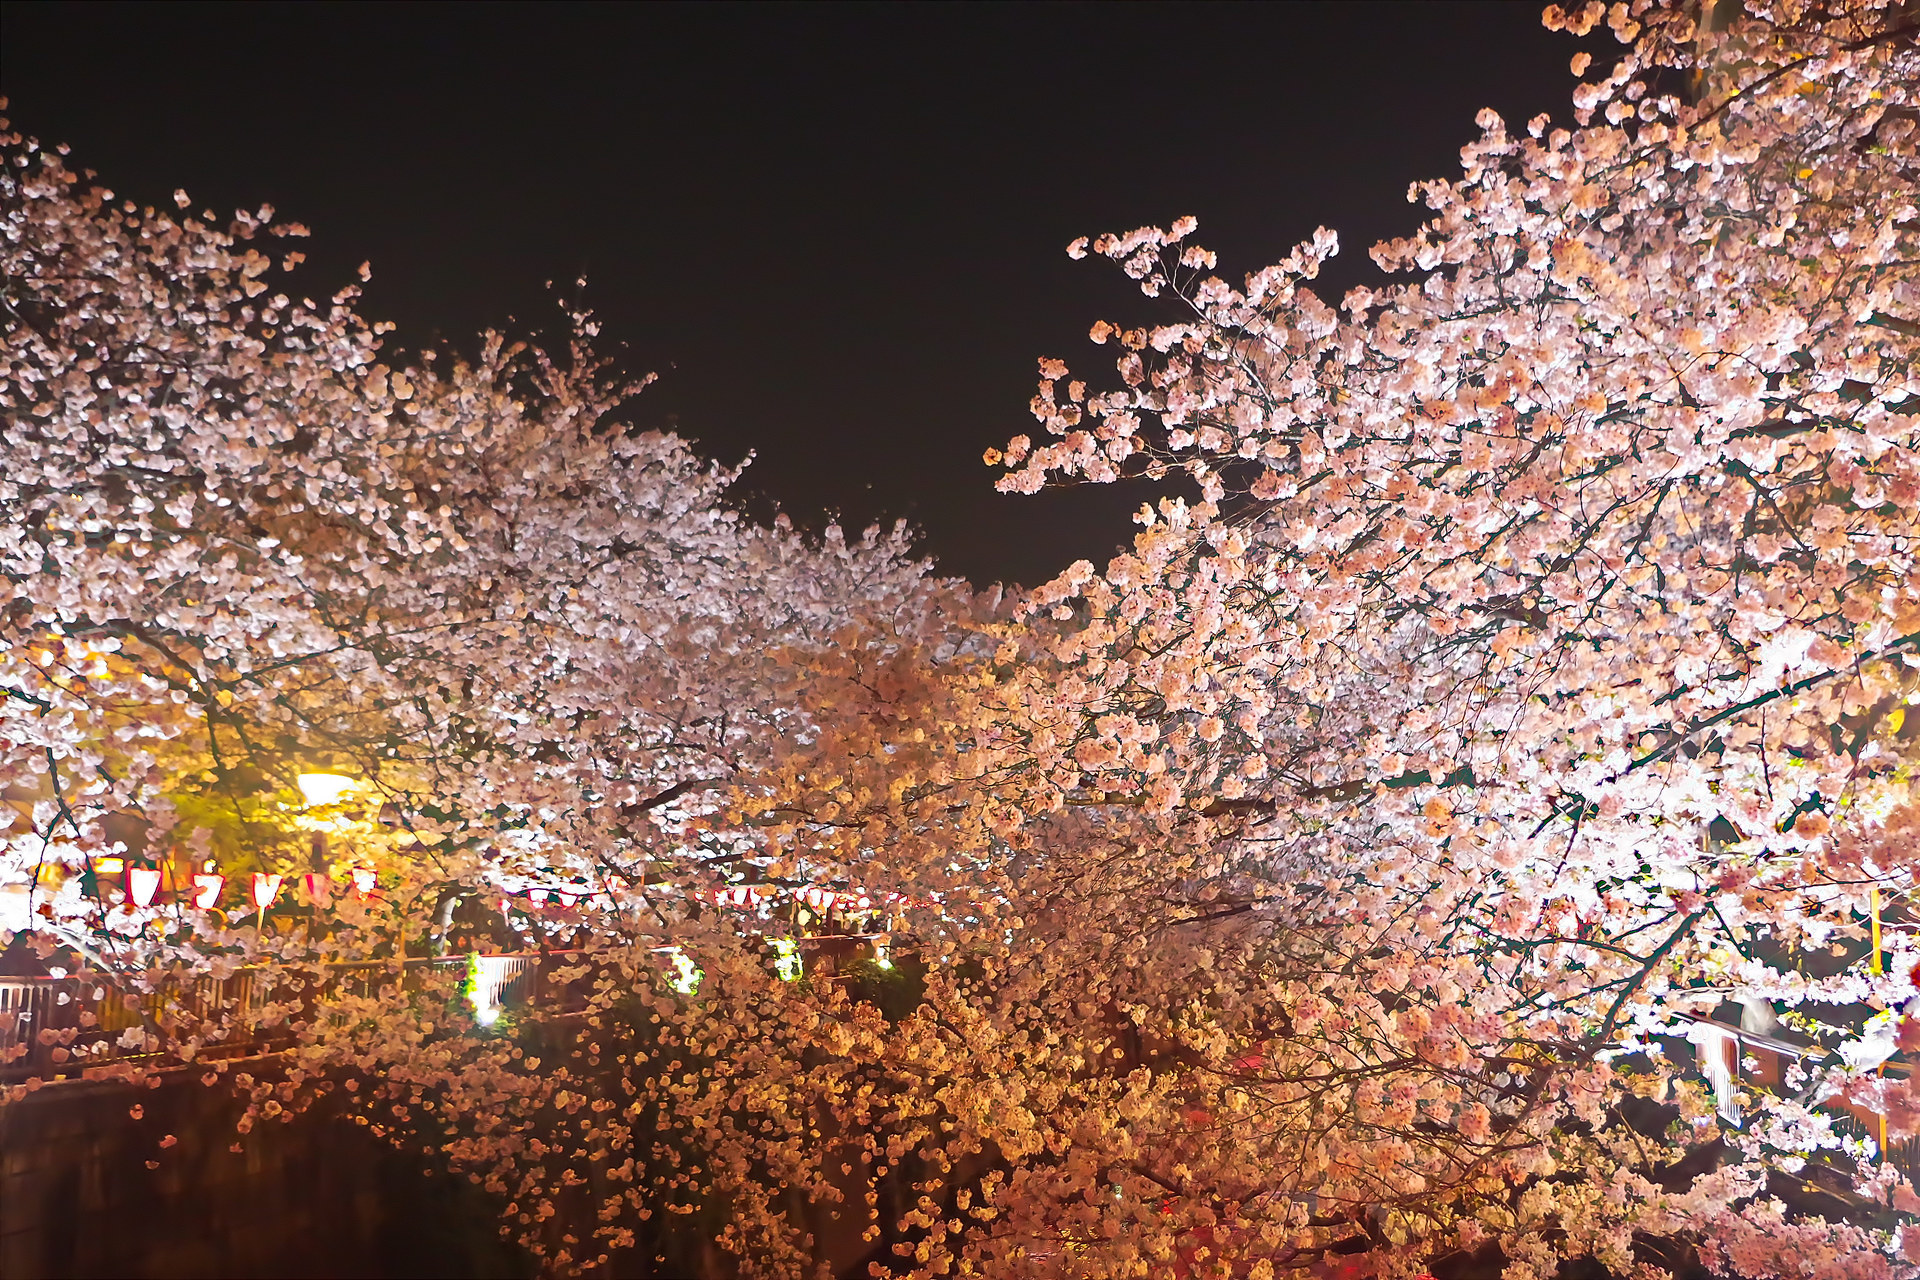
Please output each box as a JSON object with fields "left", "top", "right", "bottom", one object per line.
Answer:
{"left": 96, "top": 856, "right": 126, "bottom": 876}
{"left": 770, "top": 937, "right": 803, "bottom": 982}
{"left": 191, "top": 873, "right": 224, "bottom": 909}
{"left": 873, "top": 939, "right": 893, "bottom": 971}
{"left": 303, "top": 873, "right": 332, "bottom": 907}
{"left": 529, "top": 889, "right": 549, "bottom": 904}
{"left": 666, "top": 948, "right": 703, "bottom": 995}
{"left": 127, "top": 867, "right": 162, "bottom": 908}
{"left": 468, "top": 954, "right": 514, "bottom": 1026}
{"left": 251, "top": 873, "right": 284, "bottom": 910}
{"left": 558, "top": 892, "right": 577, "bottom": 908}
{"left": 350, "top": 866, "right": 377, "bottom": 896}
{"left": 295, "top": 773, "right": 357, "bottom": 808}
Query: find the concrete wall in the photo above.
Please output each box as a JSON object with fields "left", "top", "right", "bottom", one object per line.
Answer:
{"left": 0, "top": 1072, "right": 529, "bottom": 1279}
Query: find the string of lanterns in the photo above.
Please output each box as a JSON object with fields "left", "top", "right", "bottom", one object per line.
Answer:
{"left": 91, "top": 856, "right": 905, "bottom": 919}
{"left": 85, "top": 773, "right": 918, "bottom": 925}
{"left": 91, "top": 856, "right": 381, "bottom": 913}
{"left": 497, "top": 881, "right": 917, "bottom": 915}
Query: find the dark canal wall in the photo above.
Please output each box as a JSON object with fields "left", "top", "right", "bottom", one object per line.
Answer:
{"left": 0, "top": 1070, "right": 529, "bottom": 1279}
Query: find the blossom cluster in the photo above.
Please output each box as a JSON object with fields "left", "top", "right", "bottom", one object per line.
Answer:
{"left": 5, "top": 1, "right": 1920, "bottom": 1275}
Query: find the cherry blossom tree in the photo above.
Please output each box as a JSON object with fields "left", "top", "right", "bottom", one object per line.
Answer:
{"left": 8, "top": 0, "right": 1920, "bottom": 1275}
{"left": 391, "top": 1, "right": 1920, "bottom": 1270}
{"left": 967, "top": 0, "right": 1920, "bottom": 1275}
{"left": 0, "top": 97, "right": 983, "bottom": 1274}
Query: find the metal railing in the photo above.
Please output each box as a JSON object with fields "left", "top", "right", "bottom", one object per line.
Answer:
{"left": 0, "top": 969, "right": 276, "bottom": 1081}
{"left": 0, "top": 953, "right": 559, "bottom": 1084}
{"left": 8, "top": 949, "right": 1914, "bottom": 1186}
{"left": 0, "top": 939, "right": 879, "bottom": 1084}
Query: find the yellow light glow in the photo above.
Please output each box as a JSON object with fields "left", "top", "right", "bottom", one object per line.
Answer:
{"left": 296, "top": 773, "right": 357, "bottom": 807}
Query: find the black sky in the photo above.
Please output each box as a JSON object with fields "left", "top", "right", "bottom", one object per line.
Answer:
{"left": 2, "top": 1, "right": 1584, "bottom": 588}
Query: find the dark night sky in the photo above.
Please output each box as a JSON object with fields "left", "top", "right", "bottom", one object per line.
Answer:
{"left": 2, "top": 2, "right": 1585, "bottom": 588}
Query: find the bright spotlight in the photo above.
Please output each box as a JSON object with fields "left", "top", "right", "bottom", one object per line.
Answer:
{"left": 296, "top": 773, "right": 358, "bottom": 807}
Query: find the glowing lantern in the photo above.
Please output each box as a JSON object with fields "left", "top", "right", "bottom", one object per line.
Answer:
{"left": 558, "top": 891, "right": 577, "bottom": 908}
{"left": 529, "top": 889, "right": 549, "bottom": 904}
{"left": 191, "top": 873, "right": 224, "bottom": 908}
{"left": 350, "top": 866, "right": 377, "bottom": 896}
{"left": 127, "top": 866, "right": 162, "bottom": 908}
{"left": 295, "top": 772, "right": 357, "bottom": 807}
{"left": 96, "top": 856, "right": 126, "bottom": 875}
{"left": 251, "top": 873, "right": 284, "bottom": 910}
{"left": 302, "top": 873, "right": 332, "bottom": 907}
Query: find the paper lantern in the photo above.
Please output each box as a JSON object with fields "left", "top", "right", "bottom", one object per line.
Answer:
{"left": 529, "top": 889, "right": 549, "bottom": 904}
{"left": 303, "top": 873, "right": 332, "bottom": 907}
{"left": 191, "top": 873, "right": 224, "bottom": 908}
{"left": 251, "top": 873, "right": 284, "bottom": 909}
{"left": 350, "top": 866, "right": 377, "bottom": 896}
{"left": 558, "top": 891, "right": 577, "bottom": 908}
{"left": 127, "top": 866, "right": 162, "bottom": 908}
{"left": 96, "top": 856, "right": 126, "bottom": 875}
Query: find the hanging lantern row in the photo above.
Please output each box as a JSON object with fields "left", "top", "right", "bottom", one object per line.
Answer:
{"left": 499, "top": 886, "right": 596, "bottom": 912}
{"left": 713, "top": 884, "right": 907, "bottom": 913}
{"left": 715, "top": 883, "right": 774, "bottom": 909}
{"left": 491, "top": 881, "right": 914, "bottom": 915}
{"left": 91, "top": 857, "right": 380, "bottom": 911}
{"left": 797, "top": 885, "right": 888, "bottom": 913}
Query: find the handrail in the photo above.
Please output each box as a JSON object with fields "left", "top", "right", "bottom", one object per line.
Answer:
{"left": 0, "top": 937, "right": 885, "bottom": 1087}
{"left": 0, "top": 951, "right": 576, "bottom": 1086}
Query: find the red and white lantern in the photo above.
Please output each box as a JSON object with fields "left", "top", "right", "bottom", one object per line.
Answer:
{"left": 127, "top": 866, "right": 162, "bottom": 908}
{"left": 191, "top": 873, "right": 224, "bottom": 909}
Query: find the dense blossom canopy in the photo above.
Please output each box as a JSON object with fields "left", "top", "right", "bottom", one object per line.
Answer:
{"left": 6, "top": 0, "right": 1920, "bottom": 1276}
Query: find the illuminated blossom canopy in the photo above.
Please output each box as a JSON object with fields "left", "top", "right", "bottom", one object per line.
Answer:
{"left": 6, "top": 0, "right": 1920, "bottom": 1276}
